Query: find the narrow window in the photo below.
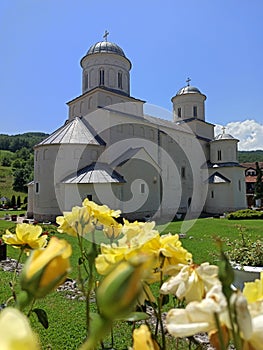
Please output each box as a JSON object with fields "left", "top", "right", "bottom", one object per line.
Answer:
{"left": 181, "top": 166, "right": 186, "bottom": 179}
{"left": 238, "top": 180, "right": 241, "bottom": 192}
{"left": 140, "top": 183, "right": 145, "bottom": 194}
{"left": 118, "top": 72, "right": 123, "bottom": 89}
{"left": 85, "top": 73, "right": 89, "bottom": 89}
{"left": 211, "top": 190, "right": 214, "bottom": 198}
{"left": 217, "top": 150, "right": 222, "bottom": 161}
{"left": 35, "top": 182, "right": 39, "bottom": 194}
{"left": 177, "top": 107, "right": 182, "bottom": 118}
{"left": 99, "top": 69, "right": 105, "bottom": 85}
{"left": 193, "top": 106, "right": 197, "bottom": 117}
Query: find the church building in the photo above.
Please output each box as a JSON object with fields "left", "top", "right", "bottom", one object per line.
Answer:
{"left": 27, "top": 35, "right": 247, "bottom": 222}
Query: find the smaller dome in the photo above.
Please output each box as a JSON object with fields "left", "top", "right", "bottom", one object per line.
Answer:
{"left": 176, "top": 85, "right": 201, "bottom": 96}
{"left": 214, "top": 133, "right": 236, "bottom": 140}
{"left": 87, "top": 41, "right": 126, "bottom": 57}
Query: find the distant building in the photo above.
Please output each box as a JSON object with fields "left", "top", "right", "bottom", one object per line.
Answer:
{"left": 27, "top": 37, "right": 247, "bottom": 222}
{"left": 240, "top": 162, "right": 263, "bottom": 207}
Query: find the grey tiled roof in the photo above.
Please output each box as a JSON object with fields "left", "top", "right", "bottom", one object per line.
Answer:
{"left": 111, "top": 147, "right": 143, "bottom": 167}
{"left": 62, "top": 162, "right": 125, "bottom": 184}
{"left": 36, "top": 117, "right": 105, "bottom": 146}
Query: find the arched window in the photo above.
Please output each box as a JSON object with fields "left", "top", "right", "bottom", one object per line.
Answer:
{"left": 99, "top": 69, "right": 105, "bottom": 85}
{"left": 118, "top": 72, "right": 123, "bottom": 89}
{"left": 193, "top": 106, "right": 197, "bottom": 117}
{"left": 177, "top": 107, "right": 182, "bottom": 118}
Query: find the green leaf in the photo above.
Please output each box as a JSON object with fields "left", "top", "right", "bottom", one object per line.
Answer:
{"left": 33, "top": 308, "right": 49, "bottom": 329}
{"left": 117, "top": 311, "right": 150, "bottom": 322}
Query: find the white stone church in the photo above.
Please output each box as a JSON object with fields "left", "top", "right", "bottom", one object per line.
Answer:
{"left": 27, "top": 36, "right": 247, "bottom": 222}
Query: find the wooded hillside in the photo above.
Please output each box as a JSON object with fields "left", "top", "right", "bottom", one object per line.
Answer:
{"left": 238, "top": 150, "right": 263, "bottom": 162}
{"left": 0, "top": 132, "right": 49, "bottom": 152}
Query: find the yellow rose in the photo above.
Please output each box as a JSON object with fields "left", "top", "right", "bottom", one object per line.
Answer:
{"left": 132, "top": 325, "right": 160, "bottom": 350}
{"left": 0, "top": 307, "right": 40, "bottom": 350}
{"left": 83, "top": 198, "right": 121, "bottom": 226}
{"left": 3, "top": 223, "right": 47, "bottom": 254}
{"left": 103, "top": 223, "right": 123, "bottom": 240}
{"left": 20, "top": 236, "right": 72, "bottom": 298}
{"left": 243, "top": 271, "right": 263, "bottom": 303}
{"left": 56, "top": 205, "right": 94, "bottom": 237}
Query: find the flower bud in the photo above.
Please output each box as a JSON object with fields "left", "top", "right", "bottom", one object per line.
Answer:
{"left": 20, "top": 237, "right": 72, "bottom": 298}
{"left": 96, "top": 256, "right": 151, "bottom": 320}
{"left": 231, "top": 291, "right": 252, "bottom": 340}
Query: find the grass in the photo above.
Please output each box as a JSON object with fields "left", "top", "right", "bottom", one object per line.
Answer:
{"left": 0, "top": 218, "right": 262, "bottom": 349}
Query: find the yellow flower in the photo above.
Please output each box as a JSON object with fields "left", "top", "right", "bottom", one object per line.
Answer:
{"left": 20, "top": 236, "right": 72, "bottom": 298}
{"left": 159, "top": 234, "right": 192, "bottom": 271}
{"left": 3, "top": 223, "right": 47, "bottom": 254}
{"left": 95, "top": 230, "right": 160, "bottom": 277}
{"left": 83, "top": 198, "right": 121, "bottom": 226}
{"left": 132, "top": 325, "right": 160, "bottom": 350}
{"left": 56, "top": 205, "right": 94, "bottom": 237}
{"left": 95, "top": 244, "right": 128, "bottom": 275}
{"left": 103, "top": 223, "right": 123, "bottom": 240}
{"left": 120, "top": 220, "right": 159, "bottom": 245}
{"left": 243, "top": 271, "right": 263, "bottom": 303}
{"left": 0, "top": 307, "right": 40, "bottom": 350}
{"left": 161, "top": 263, "right": 219, "bottom": 303}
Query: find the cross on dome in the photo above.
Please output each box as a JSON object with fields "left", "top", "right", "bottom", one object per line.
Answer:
{"left": 186, "top": 77, "right": 191, "bottom": 86}
{"left": 103, "top": 30, "right": 109, "bottom": 42}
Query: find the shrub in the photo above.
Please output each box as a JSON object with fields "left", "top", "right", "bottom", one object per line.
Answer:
{"left": 227, "top": 209, "right": 263, "bottom": 220}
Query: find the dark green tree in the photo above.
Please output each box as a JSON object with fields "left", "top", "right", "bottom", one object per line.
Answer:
{"left": 1, "top": 156, "right": 11, "bottom": 166}
{"left": 12, "top": 168, "right": 31, "bottom": 192}
{"left": 254, "top": 162, "right": 263, "bottom": 201}
{"left": 11, "top": 195, "right": 16, "bottom": 207}
{"left": 17, "top": 195, "right": 21, "bottom": 207}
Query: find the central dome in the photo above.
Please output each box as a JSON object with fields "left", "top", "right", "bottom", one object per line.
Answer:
{"left": 176, "top": 85, "right": 201, "bottom": 96}
{"left": 87, "top": 41, "right": 126, "bottom": 57}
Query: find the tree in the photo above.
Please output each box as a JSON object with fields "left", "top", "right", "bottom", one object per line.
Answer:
{"left": 1, "top": 156, "right": 11, "bottom": 167}
{"left": 11, "top": 195, "right": 16, "bottom": 207}
{"left": 17, "top": 195, "right": 21, "bottom": 208}
{"left": 254, "top": 162, "right": 263, "bottom": 205}
{"left": 12, "top": 168, "right": 31, "bottom": 192}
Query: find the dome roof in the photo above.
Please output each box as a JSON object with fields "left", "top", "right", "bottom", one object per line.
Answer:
{"left": 176, "top": 85, "right": 202, "bottom": 96}
{"left": 214, "top": 133, "right": 236, "bottom": 141}
{"left": 86, "top": 41, "right": 126, "bottom": 57}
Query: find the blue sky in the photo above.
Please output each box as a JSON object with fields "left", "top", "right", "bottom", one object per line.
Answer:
{"left": 1, "top": 0, "right": 263, "bottom": 149}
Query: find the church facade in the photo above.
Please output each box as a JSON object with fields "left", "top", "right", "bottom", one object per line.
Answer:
{"left": 27, "top": 38, "right": 247, "bottom": 222}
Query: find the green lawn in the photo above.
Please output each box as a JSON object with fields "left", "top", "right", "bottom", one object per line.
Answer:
{"left": 0, "top": 218, "right": 262, "bottom": 349}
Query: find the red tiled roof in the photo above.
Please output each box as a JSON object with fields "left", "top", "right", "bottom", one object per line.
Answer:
{"left": 245, "top": 176, "right": 257, "bottom": 183}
